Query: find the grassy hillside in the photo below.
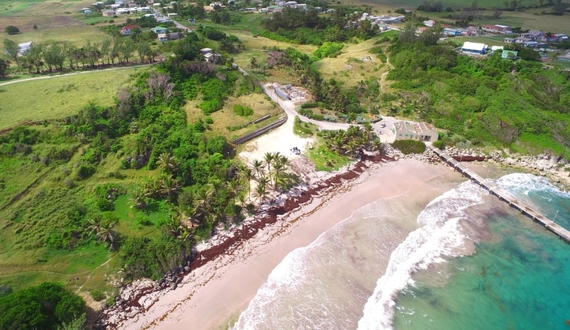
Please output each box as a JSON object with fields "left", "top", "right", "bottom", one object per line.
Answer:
{"left": 0, "top": 66, "right": 150, "bottom": 130}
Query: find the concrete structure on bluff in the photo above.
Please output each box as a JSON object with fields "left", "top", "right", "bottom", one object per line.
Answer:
{"left": 392, "top": 121, "right": 438, "bottom": 142}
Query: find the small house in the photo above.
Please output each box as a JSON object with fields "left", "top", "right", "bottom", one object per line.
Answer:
{"left": 120, "top": 25, "right": 140, "bottom": 35}
{"left": 103, "top": 9, "right": 116, "bottom": 16}
{"left": 393, "top": 121, "right": 438, "bottom": 142}
{"left": 158, "top": 33, "right": 169, "bottom": 42}
{"left": 501, "top": 50, "right": 518, "bottom": 60}
{"left": 151, "top": 26, "right": 169, "bottom": 34}
{"left": 17, "top": 41, "right": 33, "bottom": 55}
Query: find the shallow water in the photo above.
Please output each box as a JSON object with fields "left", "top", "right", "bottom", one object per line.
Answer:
{"left": 233, "top": 173, "right": 570, "bottom": 330}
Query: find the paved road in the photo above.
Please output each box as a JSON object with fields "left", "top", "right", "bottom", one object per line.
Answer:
{"left": 262, "top": 83, "right": 400, "bottom": 137}
{"left": 0, "top": 63, "right": 155, "bottom": 87}
{"left": 152, "top": 8, "right": 192, "bottom": 33}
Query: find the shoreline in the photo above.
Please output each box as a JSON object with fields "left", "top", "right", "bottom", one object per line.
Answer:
{"left": 97, "top": 145, "right": 568, "bottom": 329}
{"left": 99, "top": 154, "right": 389, "bottom": 328}
{"left": 99, "top": 157, "right": 467, "bottom": 329}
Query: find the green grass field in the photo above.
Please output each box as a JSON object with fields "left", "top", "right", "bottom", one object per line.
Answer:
{"left": 0, "top": 66, "right": 150, "bottom": 130}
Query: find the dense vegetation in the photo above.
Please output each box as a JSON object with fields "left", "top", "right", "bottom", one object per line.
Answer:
{"left": 383, "top": 38, "right": 570, "bottom": 158}
{"left": 261, "top": 7, "right": 376, "bottom": 45}
{"left": 0, "top": 30, "right": 269, "bottom": 303}
{"left": 0, "top": 282, "right": 85, "bottom": 330}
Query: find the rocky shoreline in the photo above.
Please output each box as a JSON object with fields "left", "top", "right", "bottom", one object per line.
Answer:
{"left": 96, "top": 154, "right": 393, "bottom": 329}
{"left": 395, "top": 145, "right": 570, "bottom": 190}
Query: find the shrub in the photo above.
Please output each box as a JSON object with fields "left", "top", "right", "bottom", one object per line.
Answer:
{"left": 97, "top": 198, "right": 115, "bottom": 211}
{"left": 64, "top": 177, "right": 75, "bottom": 189}
{"left": 233, "top": 104, "right": 253, "bottom": 116}
{"left": 90, "top": 289, "right": 106, "bottom": 301}
{"left": 313, "top": 42, "right": 344, "bottom": 59}
{"left": 76, "top": 164, "right": 96, "bottom": 180}
{"left": 4, "top": 25, "right": 20, "bottom": 35}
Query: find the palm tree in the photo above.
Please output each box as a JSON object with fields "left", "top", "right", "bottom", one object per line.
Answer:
{"left": 131, "top": 187, "right": 148, "bottom": 209}
{"left": 251, "top": 159, "right": 265, "bottom": 181}
{"left": 240, "top": 166, "right": 255, "bottom": 202}
{"left": 156, "top": 152, "right": 178, "bottom": 174}
{"left": 160, "top": 175, "right": 181, "bottom": 202}
{"left": 255, "top": 178, "right": 268, "bottom": 204}
{"left": 263, "top": 152, "right": 275, "bottom": 182}
{"left": 87, "top": 217, "right": 103, "bottom": 237}
{"left": 89, "top": 217, "right": 118, "bottom": 249}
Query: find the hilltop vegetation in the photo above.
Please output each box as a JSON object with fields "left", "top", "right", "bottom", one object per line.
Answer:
{"left": 382, "top": 37, "right": 570, "bottom": 158}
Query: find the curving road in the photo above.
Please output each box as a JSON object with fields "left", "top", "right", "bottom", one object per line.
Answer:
{"left": 262, "top": 83, "right": 398, "bottom": 142}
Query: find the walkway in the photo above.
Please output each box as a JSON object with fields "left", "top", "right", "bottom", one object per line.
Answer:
{"left": 428, "top": 145, "right": 570, "bottom": 244}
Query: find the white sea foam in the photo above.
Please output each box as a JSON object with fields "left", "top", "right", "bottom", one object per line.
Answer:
{"left": 496, "top": 173, "right": 570, "bottom": 199}
{"left": 232, "top": 198, "right": 403, "bottom": 330}
{"left": 357, "top": 181, "right": 487, "bottom": 330}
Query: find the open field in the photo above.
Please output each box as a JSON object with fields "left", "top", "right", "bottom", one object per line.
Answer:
{"left": 0, "top": 66, "right": 150, "bottom": 130}
{"left": 184, "top": 92, "right": 283, "bottom": 141}
{"left": 314, "top": 37, "right": 386, "bottom": 87}
{"left": 0, "top": 0, "right": 130, "bottom": 47}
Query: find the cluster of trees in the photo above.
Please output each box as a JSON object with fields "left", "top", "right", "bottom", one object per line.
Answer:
{"left": 266, "top": 47, "right": 366, "bottom": 116}
{"left": 318, "top": 124, "right": 383, "bottom": 157}
{"left": 2, "top": 38, "right": 158, "bottom": 74}
{"left": 197, "top": 26, "right": 243, "bottom": 53}
{"left": 384, "top": 37, "right": 570, "bottom": 158}
{"left": 0, "top": 282, "right": 86, "bottom": 330}
{"left": 261, "top": 7, "right": 376, "bottom": 45}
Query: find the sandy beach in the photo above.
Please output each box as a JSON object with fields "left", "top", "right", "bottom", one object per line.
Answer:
{"left": 108, "top": 159, "right": 466, "bottom": 330}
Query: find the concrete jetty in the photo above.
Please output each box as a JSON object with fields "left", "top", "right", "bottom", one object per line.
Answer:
{"left": 428, "top": 145, "right": 570, "bottom": 244}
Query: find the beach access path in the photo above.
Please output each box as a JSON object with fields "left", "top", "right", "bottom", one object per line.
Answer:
{"left": 261, "top": 83, "right": 398, "bottom": 143}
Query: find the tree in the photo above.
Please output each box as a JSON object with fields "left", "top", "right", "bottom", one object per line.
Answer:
{"left": 156, "top": 152, "right": 178, "bottom": 173}
{"left": 4, "top": 25, "right": 20, "bottom": 35}
{"left": 3, "top": 39, "right": 20, "bottom": 66}
{"left": 251, "top": 159, "right": 265, "bottom": 180}
{"left": 0, "top": 59, "right": 8, "bottom": 79}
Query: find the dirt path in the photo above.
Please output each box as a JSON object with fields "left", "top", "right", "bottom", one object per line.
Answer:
{"left": 0, "top": 63, "right": 156, "bottom": 87}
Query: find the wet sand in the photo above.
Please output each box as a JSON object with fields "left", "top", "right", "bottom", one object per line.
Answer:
{"left": 113, "top": 159, "right": 464, "bottom": 330}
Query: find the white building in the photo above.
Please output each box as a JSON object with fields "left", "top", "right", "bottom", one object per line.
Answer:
{"left": 18, "top": 41, "right": 33, "bottom": 55}
{"left": 461, "top": 42, "right": 487, "bottom": 54}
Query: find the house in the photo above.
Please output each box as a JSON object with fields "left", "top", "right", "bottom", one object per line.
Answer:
{"left": 501, "top": 50, "right": 518, "bottom": 60}
{"left": 110, "top": 3, "right": 121, "bottom": 9}
{"left": 461, "top": 42, "right": 487, "bottom": 54}
{"left": 102, "top": 9, "right": 116, "bottom": 16}
{"left": 116, "top": 8, "right": 131, "bottom": 14}
{"left": 444, "top": 28, "right": 462, "bottom": 36}
{"left": 167, "top": 12, "right": 178, "bottom": 17}
{"left": 120, "top": 25, "right": 140, "bottom": 35}
{"left": 158, "top": 33, "right": 169, "bottom": 42}
{"left": 523, "top": 41, "right": 539, "bottom": 48}
{"left": 551, "top": 33, "right": 568, "bottom": 43}
{"left": 423, "top": 20, "right": 435, "bottom": 27}
{"left": 504, "top": 37, "right": 515, "bottom": 44}
{"left": 494, "top": 25, "right": 512, "bottom": 34}
{"left": 151, "top": 26, "right": 169, "bottom": 34}
{"left": 17, "top": 41, "right": 33, "bottom": 55}
{"left": 491, "top": 45, "right": 504, "bottom": 52}
{"left": 392, "top": 121, "right": 438, "bottom": 142}
{"left": 83, "top": 9, "right": 92, "bottom": 14}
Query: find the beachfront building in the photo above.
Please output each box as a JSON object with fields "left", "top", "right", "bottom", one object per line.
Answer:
{"left": 393, "top": 121, "right": 438, "bottom": 142}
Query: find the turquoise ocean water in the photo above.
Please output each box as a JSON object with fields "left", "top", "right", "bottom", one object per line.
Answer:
{"left": 392, "top": 173, "right": 570, "bottom": 330}
{"left": 234, "top": 172, "right": 570, "bottom": 330}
